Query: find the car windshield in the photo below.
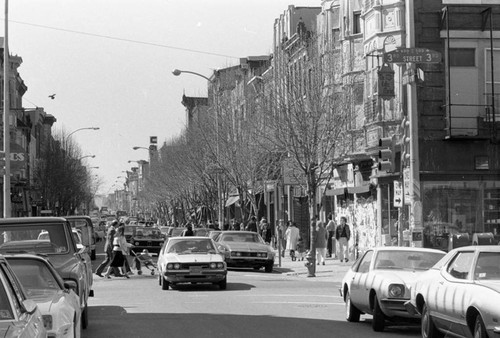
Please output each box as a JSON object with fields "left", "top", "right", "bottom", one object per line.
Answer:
{"left": 220, "top": 233, "right": 262, "bottom": 243}
{"left": 167, "top": 239, "right": 216, "bottom": 254}
{"left": 0, "top": 277, "right": 14, "bottom": 320}
{"left": 0, "top": 223, "right": 71, "bottom": 254}
{"left": 135, "top": 228, "right": 162, "bottom": 238}
{"left": 8, "top": 259, "right": 62, "bottom": 295}
{"left": 474, "top": 252, "right": 500, "bottom": 280}
{"left": 374, "top": 250, "right": 445, "bottom": 270}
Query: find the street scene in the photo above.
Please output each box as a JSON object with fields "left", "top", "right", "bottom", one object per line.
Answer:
{"left": 0, "top": 0, "right": 500, "bottom": 338}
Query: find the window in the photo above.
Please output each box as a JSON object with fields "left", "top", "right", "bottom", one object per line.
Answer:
{"left": 353, "top": 12, "right": 361, "bottom": 35}
{"left": 485, "top": 49, "right": 500, "bottom": 112}
{"left": 449, "top": 48, "right": 475, "bottom": 67}
{"left": 447, "top": 251, "right": 474, "bottom": 280}
{"left": 356, "top": 250, "right": 373, "bottom": 273}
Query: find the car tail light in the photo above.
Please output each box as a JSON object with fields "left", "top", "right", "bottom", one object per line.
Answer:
{"left": 388, "top": 284, "right": 405, "bottom": 298}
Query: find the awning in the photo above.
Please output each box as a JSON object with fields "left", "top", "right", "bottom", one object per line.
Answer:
{"left": 225, "top": 195, "right": 240, "bottom": 207}
{"left": 348, "top": 185, "right": 371, "bottom": 194}
{"left": 325, "top": 188, "right": 345, "bottom": 196}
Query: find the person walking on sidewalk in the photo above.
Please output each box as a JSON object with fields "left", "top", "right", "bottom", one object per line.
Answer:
{"left": 325, "top": 214, "right": 336, "bottom": 259}
{"left": 336, "top": 216, "right": 351, "bottom": 263}
{"left": 315, "top": 221, "right": 328, "bottom": 265}
{"left": 285, "top": 222, "right": 300, "bottom": 260}
{"left": 95, "top": 220, "right": 117, "bottom": 277}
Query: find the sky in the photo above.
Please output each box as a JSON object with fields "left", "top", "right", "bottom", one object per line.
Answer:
{"left": 5, "top": 0, "right": 320, "bottom": 194}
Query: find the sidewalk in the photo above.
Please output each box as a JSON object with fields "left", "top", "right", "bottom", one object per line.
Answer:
{"left": 272, "top": 252, "right": 351, "bottom": 283}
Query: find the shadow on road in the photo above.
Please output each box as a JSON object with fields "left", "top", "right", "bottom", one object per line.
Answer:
{"left": 83, "top": 307, "right": 420, "bottom": 338}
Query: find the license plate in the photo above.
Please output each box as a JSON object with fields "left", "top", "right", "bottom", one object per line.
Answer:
{"left": 189, "top": 266, "right": 202, "bottom": 274}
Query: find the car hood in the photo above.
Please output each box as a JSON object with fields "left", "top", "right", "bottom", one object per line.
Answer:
{"left": 27, "top": 290, "right": 66, "bottom": 312}
{"left": 374, "top": 269, "right": 425, "bottom": 285}
{"left": 164, "top": 253, "right": 223, "bottom": 263}
{"left": 476, "top": 280, "right": 500, "bottom": 293}
{"left": 221, "top": 242, "right": 271, "bottom": 251}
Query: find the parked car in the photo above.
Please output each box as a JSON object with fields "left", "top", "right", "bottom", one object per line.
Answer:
{"left": 0, "top": 254, "right": 47, "bottom": 338}
{"left": 215, "top": 231, "right": 275, "bottom": 273}
{"left": 0, "top": 217, "right": 93, "bottom": 329}
{"left": 129, "top": 227, "right": 165, "bottom": 255}
{"left": 6, "top": 254, "right": 82, "bottom": 338}
{"left": 157, "top": 236, "right": 227, "bottom": 290}
{"left": 65, "top": 216, "right": 96, "bottom": 260}
{"left": 339, "top": 247, "right": 445, "bottom": 332}
{"left": 405, "top": 245, "right": 500, "bottom": 338}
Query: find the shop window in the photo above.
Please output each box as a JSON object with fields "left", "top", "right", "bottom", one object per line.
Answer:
{"left": 450, "top": 48, "right": 475, "bottom": 67}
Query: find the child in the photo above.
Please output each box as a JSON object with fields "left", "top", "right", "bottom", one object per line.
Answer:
{"left": 296, "top": 236, "right": 306, "bottom": 261}
{"left": 133, "top": 249, "right": 155, "bottom": 275}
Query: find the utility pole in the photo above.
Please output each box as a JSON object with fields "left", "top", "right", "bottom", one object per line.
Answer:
{"left": 3, "top": 0, "right": 11, "bottom": 218}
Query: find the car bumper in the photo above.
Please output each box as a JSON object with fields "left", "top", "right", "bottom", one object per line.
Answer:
{"left": 164, "top": 270, "right": 227, "bottom": 283}
{"left": 131, "top": 245, "right": 162, "bottom": 254}
{"left": 380, "top": 298, "right": 419, "bottom": 319}
{"left": 225, "top": 258, "right": 273, "bottom": 268}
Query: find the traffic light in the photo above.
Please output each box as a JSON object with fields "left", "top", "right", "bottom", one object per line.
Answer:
{"left": 0, "top": 151, "right": 5, "bottom": 176}
{"left": 400, "top": 117, "right": 410, "bottom": 168}
{"left": 378, "top": 135, "right": 396, "bottom": 173}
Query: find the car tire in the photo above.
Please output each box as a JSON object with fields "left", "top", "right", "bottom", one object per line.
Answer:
{"left": 264, "top": 262, "right": 273, "bottom": 273}
{"left": 161, "top": 276, "right": 169, "bottom": 290}
{"left": 218, "top": 277, "right": 227, "bottom": 290}
{"left": 474, "top": 315, "right": 487, "bottom": 338}
{"left": 421, "top": 303, "right": 442, "bottom": 338}
{"left": 81, "top": 303, "right": 88, "bottom": 330}
{"left": 345, "top": 290, "right": 361, "bottom": 322}
{"left": 91, "top": 250, "right": 96, "bottom": 261}
{"left": 372, "top": 295, "right": 385, "bottom": 332}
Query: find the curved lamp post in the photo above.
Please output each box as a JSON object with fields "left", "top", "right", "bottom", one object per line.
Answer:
{"left": 78, "top": 155, "right": 95, "bottom": 161}
{"left": 173, "top": 68, "right": 224, "bottom": 228}
{"left": 132, "top": 146, "right": 150, "bottom": 151}
{"left": 67, "top": 127, "right": 100, "bottom": 139}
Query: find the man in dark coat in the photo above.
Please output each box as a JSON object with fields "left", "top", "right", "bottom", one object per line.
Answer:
{"left": 245, "top": 216, "right": 258, "bottom": 232}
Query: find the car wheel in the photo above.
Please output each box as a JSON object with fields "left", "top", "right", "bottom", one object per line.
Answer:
{"left": 372, "top": 295, "right": 385, "bottom": 332}
{"left": 474, "top": 315, "right": 488, "bottom": 338}
{"left": 218, "top": 277, "right": 227, "bottom": 290}
{"left": 345, "top": 290, "right": 361, "bottom": 322}
{"left": 161, "top": 276, "right": 169, "bottom": 290}
{"left": 422, "top": 303, "right": 442, "bottom": 338}
{"left": 81, "top": 303, "right": 88, "bottom": 330}
{"left": 265, "top": 262, "right": 273, "bottom": 273}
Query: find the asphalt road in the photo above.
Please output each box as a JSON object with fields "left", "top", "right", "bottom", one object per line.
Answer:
{"left": 86, "top": 242, "right": 421, "bottom": 338}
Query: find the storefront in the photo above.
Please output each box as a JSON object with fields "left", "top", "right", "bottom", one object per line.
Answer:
{"left": 422, "top": 180, "right": 500, "bottom": 251}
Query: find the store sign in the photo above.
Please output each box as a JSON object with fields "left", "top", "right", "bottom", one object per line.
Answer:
{"left": 378, "top": 64, "right": 395, "bottom": 100}
{"left": 10, "top": 143, "right": 27, "bottom": 171}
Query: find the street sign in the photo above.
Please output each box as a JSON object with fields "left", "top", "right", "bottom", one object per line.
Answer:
{"left": 403, "top": 167, "right": 411, "bottom": 205}
{"left": 394, "top": 181, "right": 402, "bottom": 208}
{"left": 383, "top": 48, "right": 441, "bottom": 64}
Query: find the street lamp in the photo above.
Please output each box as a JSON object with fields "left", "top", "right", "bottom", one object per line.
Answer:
{"left": 173, "top": 68, "right": 224, "bottom": 227}
{"left": 89, "top": 166, "right": 99, "bottom": 169}
{"left": 132, "top": 146, "right": 150, "bottom": 151}
{"left": 78, "top": 155, "right": 95, "bottom": 161}
{"left": 67, "top": 127, "right": 100, "bottom": 139}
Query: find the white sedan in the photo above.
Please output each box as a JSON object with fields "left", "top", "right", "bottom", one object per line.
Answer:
{"left": 6, "top": 254, "right": 81, "bottom": 338}
{"left": 340, "top": 247, "right": 445, "bottom": 332}
{"left": 157, "top": 236, "right": 227, "bottom": 290}
{"left": 406, "top": 245, "right": 500, "bottom": 338}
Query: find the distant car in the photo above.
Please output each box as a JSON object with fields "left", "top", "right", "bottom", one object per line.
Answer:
{"left": 124, "top": 225, "right": 138, "bottom": 243}
{"left": 129, "top": 227, "right": 165, "bottom": 255}
{"left": 405, "top": 245, "right": 500, "bottom": 338}
{"left": 0, "top": 254, "right": 47, "bottom": 338}
{"left": 0, "top": 217, "right": 93, "bottom": 330}
{"left": 157, "top": 237, "right": 227, "bottom": 290}
{"left": 339, "top": 247, "right": 445, "bottom": 332}
{"left": 216, "top": 231, "right": 275, "bottom": 273}
{"left": 6, "top": 254, "right": 82, "bottom": 338}
{"left": 208, "top": 230, "right": 222, "bottom": 241}
{"left": 193, "top": 228, "right": 211, "bottom": 237}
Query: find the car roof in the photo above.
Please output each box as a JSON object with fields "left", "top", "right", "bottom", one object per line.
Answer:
{"left": 167, "top": 236, "right": 212, "bottom": 241}
{"left": 452, "top": 245, "right": 500, "bottom": 253}
{"left": 220, "top": 231, "right": 256, "bottom": 235}
{"left": 65, "top": 215, "right": 91, "bottom": 220}
{"left": 0, "top": 217, "right": 68, "bottom": 224}
{"left": 370, "top": 246, "right": 445, "bottom": 253}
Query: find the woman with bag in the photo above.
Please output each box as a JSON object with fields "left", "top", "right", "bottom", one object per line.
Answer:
{"left": 105, "top": 225, "right": 133, "bottom": 279}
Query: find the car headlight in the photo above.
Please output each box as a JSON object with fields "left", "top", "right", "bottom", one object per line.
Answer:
{"left": 42, "top": 315, "right": 53, "bottom": 330}
{"left": 166, "top": 263, "right": 181, "bottom": 270}
{"left": 388, "top": 284, "right": 405, "bottom": 298}
{"left": 135, "top": 242, "right": 140, "bottom": 246}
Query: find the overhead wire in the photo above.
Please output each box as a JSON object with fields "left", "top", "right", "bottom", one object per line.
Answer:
{"left": 7, "top": 19, "right": 240, "bottom": 60}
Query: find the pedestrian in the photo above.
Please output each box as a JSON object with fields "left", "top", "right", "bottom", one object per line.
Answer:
{"left": 285, "top": 222, "right": 300, "bottom": 260}
{"left": 276, "top": 220, "right": 286, "bottom": 255}
{"left": 95, "top": 219, "right": 117, "bottom": 277}
{"left": 336, "top": 216, "right": 351, "bottom": 263}
{"left": 315, "top": 220, "right": 328, "bottom": 265}
{"left": 104, "top": 225, "right": 132, "bottom": 278}
{"left": 296, "top": 233, "right": 305, "bottom": 261}
{"left": 181, "top": 223, "right": 194, "bottom": 236}
{"left": 245, "top": 216, "right": 258, "bottom": 232}
{"left": 325, "top": 214, "right": 336, "bottom": 258}
{"left": 259, "top": 217, "right": 272, "bottom": 244}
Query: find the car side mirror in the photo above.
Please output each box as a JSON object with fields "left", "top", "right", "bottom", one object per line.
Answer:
{"left": 64, "top": 282, "right": 77, "bottom": 292}
{"left": 22, "top": 299, "right": 38, "bottom": 315}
